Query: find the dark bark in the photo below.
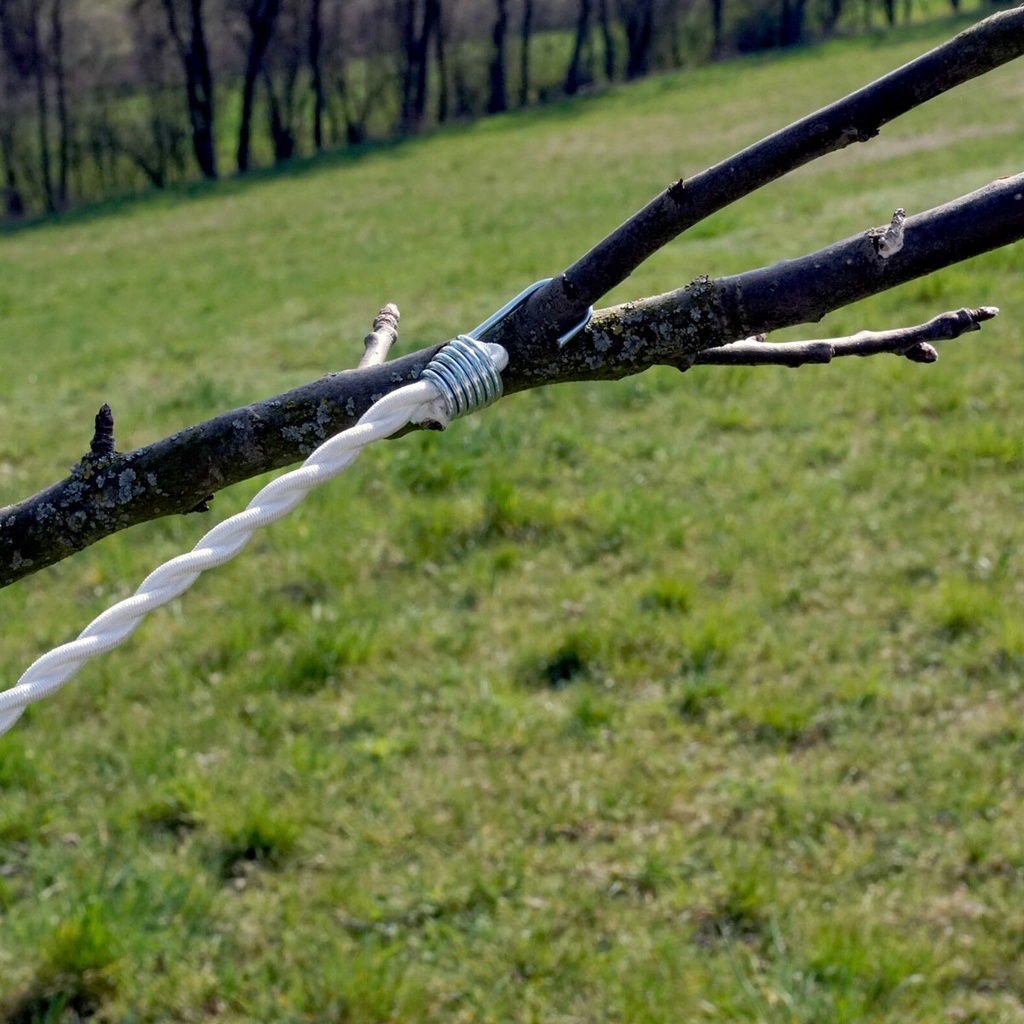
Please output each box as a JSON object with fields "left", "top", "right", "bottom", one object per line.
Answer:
{"left": 598, "top": 0, "right": 615, "bottom": 80}
{"left": 495, "top": 176, "right": 1024, "bottom": 393}
{"left": 161, "top": 0, "right": 217, "bottom": 179}
{"left": 236, "top": 0, "right": 282, "bottom": 174}
{"left": 0, "top": 349, "right": 438, "bottom": 585}
{"left": 711, "top": 0, "right": 724, "bottom": 57}
{"left": 621, "top": 0, "right": 654, "bottom": 79}
{"left": 26, "top": 5, "right": 54, "bottom": 212}
{"left": 309, "top": 0, "right": 323, "bottom": 150}
{"left": 518, "top": 0, "right": 533, "bottom": 106}
{"left": 779, "top": 0, "right": 806, "bottom": 46}
{"left": 487, "top": 0, "right": 508, "bottom": 114}
{"left": 50, "top": 0, "right": 67, "bottom": 206}
{"left": 416, "top": 0, "right": 440, "bottom": 124}
{"left": 0, "top": 132, "right": 21, "bottom": 216}
{"left": 263, "top": 65, "right": 296, "bottom": 161}
{"left": 397, "top": 0, "right": 417, "bottom": 127}
{"left": 398, "top": 0, "right": 442, "bottom": 130}
{"left": 434, "top": 0, "right": 447, "bottom": 122}
{"left": 188, "top": 0, "right": 216, "bottom": 178}
{"left": 0, "top": 4, "right": 25, "bottom": 216}
{"left": 564, "top": 0, "right": 592, "bottom": 95}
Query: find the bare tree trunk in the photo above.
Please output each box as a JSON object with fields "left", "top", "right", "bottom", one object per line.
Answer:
{"left": 398, "top": 0, "right": 440, "bottom": 130}
{"left": 414, "top": 0, "right": 439, "bottom": 126}
{"left": 622, "top": 0, "right": 654, "bottom": 79}
{"left": 518, "top": 0, "right": 533, "bottom": 106}
{"left": 0, "top": 124, "right": 23, "bottom": 216}
{"left": 822, "top": 0, "right": 843, "bottom": 33}
{"left": 160, "top": 0, "right": 217, "bottom": 180}
{"left": 434, "top": 0, "right": 447, "bottom": 122}
{"left": 487, "top": 0, "right": 508, "bottom": 114}
{"left": 237, "top": 0, "right": 282, "bottom": 173}
{"left": 564, "top": 0, "right": 592, "bottom": 96}
{"left": 598, "top": 0, "right": 615, "bottom": 80}
{"left": 398, "top": 0, "right": 417, "bottom": 128}
{"left": 262, "top": 65, "right": 296, "bottom": 161}
{"left": 25, "top": 6, "right": 54, "bottom": 211}
{"left": 711, "top": 0, "right": 724, "bottom": 57}
{"left": 308, "top": 0, "right": 323, "bottom": 149}
{"left": 50, "top": 0, "right": 68, "bottom": 206}
{"left": 186, "top": 0, "right": 216, "bottom": 178}
{"left": 780, "top": 0, "right": 806, "bottom": 45}
{"left": 0, "top": 3, "right": 26, "bottom": 216}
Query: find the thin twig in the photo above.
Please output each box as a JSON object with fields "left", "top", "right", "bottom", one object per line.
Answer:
{"left": 694, "top": 307, "right": 999, "bottom": 367}
{"left": 358, "top": 303, "right": 400, "bottom": 368}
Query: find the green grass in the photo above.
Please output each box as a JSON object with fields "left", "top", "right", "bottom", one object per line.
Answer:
{"left": 1, "top": 17, "right": 1023, "bottom": 1022}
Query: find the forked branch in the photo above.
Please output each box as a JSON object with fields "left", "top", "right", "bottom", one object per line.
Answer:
{"left": 490, "top": 4, "right": 1024, "bottom": 349}
{"left": 2, "top": 7, "right": 1023, "bottom": 587}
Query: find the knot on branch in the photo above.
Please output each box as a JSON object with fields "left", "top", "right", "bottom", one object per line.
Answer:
{"left": 903, "top": 342, "right": 938, "bottom": 363}
{"left": 89, "top": 403, "right": 116, "bottom": 457}
{"left": 876, "top": 208, "right": 906, "bottom": 259}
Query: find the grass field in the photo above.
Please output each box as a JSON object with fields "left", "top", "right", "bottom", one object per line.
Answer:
{"left": 1, "top": 13, "right": 1023, "bottom": 1022}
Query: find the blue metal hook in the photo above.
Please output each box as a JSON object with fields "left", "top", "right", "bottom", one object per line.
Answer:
{"left": 468, "top": 278, "right": 593, "bottom": 348}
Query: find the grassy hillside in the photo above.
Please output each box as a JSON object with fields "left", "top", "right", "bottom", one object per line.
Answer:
{"left": 1, "top": 15, "right": 1023, "bottom": 1022}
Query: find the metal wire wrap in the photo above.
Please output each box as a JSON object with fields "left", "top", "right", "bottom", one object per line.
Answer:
{"left": 420, "top": 334, "right": 504, "bottom": 420}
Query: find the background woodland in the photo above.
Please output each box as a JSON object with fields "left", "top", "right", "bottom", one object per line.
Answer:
{"left": 0, "top": 0, "right": 1000, "bottom": 219}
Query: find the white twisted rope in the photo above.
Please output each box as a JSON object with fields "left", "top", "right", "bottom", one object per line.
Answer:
{"left": 0, "top": 341, "right": 507, "bottom": 737}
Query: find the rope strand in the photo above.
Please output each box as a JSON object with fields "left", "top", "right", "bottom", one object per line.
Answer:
{"left": 0, "top": 341, "right": 508, "bottom": 737}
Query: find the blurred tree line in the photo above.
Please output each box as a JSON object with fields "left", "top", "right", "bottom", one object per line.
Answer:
{"left": 0, "top": 0, "right": 992, "bottom": 218}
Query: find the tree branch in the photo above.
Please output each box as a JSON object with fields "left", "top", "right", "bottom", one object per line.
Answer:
{"left": 3, "top": 174, "right": 1020, "bottom": 587}
{"left": 498, "top": 173, "right": 1024, "bottom": 391}
{"left": 358, "top": 303, "right": 401, "bottom": 368}
{"left": 0, "top": 348, "right": 442, "bottom": 587}
{"left": 486, "top": 4, "right": 1024, "bottom": 350}
{"left": 694, "top": 307, "right": 999, "bottom": 367}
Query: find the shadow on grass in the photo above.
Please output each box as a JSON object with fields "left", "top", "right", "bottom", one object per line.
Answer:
{"left": 2, "top": 978, "right": 113, "bottom": 1024}
{"left": 211, "top": 804, "right": 301, "bottom": 881}
{"left": 2, "top": 907, "right": 120, "bottom": 1024}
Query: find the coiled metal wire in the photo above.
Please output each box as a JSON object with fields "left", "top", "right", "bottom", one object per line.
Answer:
{"left": 420, "top": 334, "right": 504, "bottom": 420}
